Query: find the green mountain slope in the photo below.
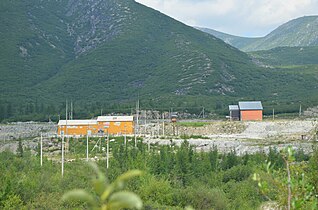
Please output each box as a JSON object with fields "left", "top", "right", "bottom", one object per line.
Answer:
{"left": 249, "top": 46, "right": 318, "bottom": 66}
{"left": 197, "top": 16, "right": 318, "bottom": 52}
{"left": 0, "top": 0, "right": 318, "bottom": 121}
{"left": 196, "top": 27, "right": 261, "bottom": 49}
{"left": 0, "top": 0, "right": 259, "bottom": 103}
{"left": 243, "top": 16, "right": 318, "bottom": 51}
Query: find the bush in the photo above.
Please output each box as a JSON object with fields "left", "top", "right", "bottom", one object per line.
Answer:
{"left": 138, "top": 174, "right": 174, "bottom": 206}
{"left": 2, "top": 194, "right": 25, "bottom": 210}
{"left": 222, "top": 165, "right": 252, "bottom": 183}
{"left": 180, "top": 186, "right": 229, "bottom": 210}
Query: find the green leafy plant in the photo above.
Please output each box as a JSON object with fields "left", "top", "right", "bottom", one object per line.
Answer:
{"left": 253, "top": 147, "right": 318, "bottom": 209}
{"left": 62, "top": 163, "right": 143, "bottom": 210}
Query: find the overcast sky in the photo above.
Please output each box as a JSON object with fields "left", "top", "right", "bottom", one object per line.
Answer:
{"left": 135, "top": 0, "right": 318, "bottom": 37}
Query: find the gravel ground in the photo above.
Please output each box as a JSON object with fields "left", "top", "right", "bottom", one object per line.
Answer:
{"left": 0, "top": 122, "right": 57, "bottom": 140}
{"left": 146, "top": 138, "right": 315, "bottom": 155}
{"left": 0, "top": 120, "right": 317, "bottom": 155}
{"left": 146, "top": 119, "right": 318, "bottom": 155}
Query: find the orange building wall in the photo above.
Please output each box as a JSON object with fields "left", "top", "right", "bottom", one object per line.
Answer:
{"left": 240, "top": 110, "right": 263, "bottom": 121}
{"left": 58, "top": 125, "right": 97, "bottom": 136}
{"left": 97, "top": 121, "right": 134, "bottom": 135}
{"left": 58, "top": 122, "right": 134, "bottom": 136}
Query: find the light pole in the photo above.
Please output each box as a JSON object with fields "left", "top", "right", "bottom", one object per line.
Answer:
{"left": 86, "top": 132, "right": 89, "bottom": 162}
{"left": 106, "top": 134, "right": 109, "bottom": 169}
{"left": 40, "top": 133, "right": 43, "bottom": 166}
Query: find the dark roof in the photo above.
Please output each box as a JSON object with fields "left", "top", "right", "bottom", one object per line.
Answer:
{"left": 239, "top": 101, "right": 263, "bottom": 110}
{"left": 229, "top": 105, "right": 239, "bottom": 111}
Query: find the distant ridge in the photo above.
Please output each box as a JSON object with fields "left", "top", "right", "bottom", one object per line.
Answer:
{"left": 197, "top": 16, "right": 318, "bottom": 52}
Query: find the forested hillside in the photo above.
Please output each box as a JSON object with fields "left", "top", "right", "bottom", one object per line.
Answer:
{"left": 249, "top": 46, "right": 318, "bottom": 66}
{"left": 1, "top": 0, "right": 318, "bottom": 121}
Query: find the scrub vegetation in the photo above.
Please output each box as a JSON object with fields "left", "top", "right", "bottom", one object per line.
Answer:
{"left": 0, "top": 138, "right": 317, "bottom": 209}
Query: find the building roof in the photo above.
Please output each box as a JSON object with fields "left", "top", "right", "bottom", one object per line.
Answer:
{"left": 97, "top": 116, "right": 134, "bottom": 122}
{"left": 238, "top": 101, "right": 263, "bottom": 110}
{"left": 58, "top": 120, "right": 97, "bottom": 126}
{"left": 229, "top": 105, "right": 239, "bottom": 111}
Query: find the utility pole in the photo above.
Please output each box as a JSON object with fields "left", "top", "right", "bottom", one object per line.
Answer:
{"left": 86, "top": 132, "right": 89, "bottom": 162}
{"left": 136, "top": 100, "right": 139, "bottom": 131}
{"left": 157, "top": 113, "right": 160, "bottom": 136}
{"left": 299, "top": 104, "right": 302, "bottom": 117}
{"left": 203, "top": 107, "right": 205, "bottom": 119}
{"left": 106, "top": 135, "right": 109, "bottom": 169}
{"left": 135, "top": 99, "right": 139, "bottom": 147}
{"left": 62, "top": 100, "right": 68, "bottom": 177}
{"left": 162, "top": 113, "right": 165, "bottom": 136}
{"left": 40, "top": 133, "right": 43, "bottom": 167}
{"left": 61, "top": 134, "right": 64, "bottom": 177}
{"left": 134, "top": 132, "right": 137, "bottom": 147}
{"left": 273, "top": 108, "right": 275, "bottom": 121}
{"left": 70, "top": 101, "right": 73, "bottom": 120}
{"left": 124, "top": 125, "right": 127, "bottom": 145}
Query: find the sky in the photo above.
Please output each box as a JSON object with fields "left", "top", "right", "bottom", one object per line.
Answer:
{"left": 135, "top": 0, "right": 318, "bottom": 37}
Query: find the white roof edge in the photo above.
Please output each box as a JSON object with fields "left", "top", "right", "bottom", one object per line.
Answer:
{"left": 97, "top": 116, "right": 134, "bottom": 122}
{"left": 58, "top": 120, "right": 97, "bottom": 126}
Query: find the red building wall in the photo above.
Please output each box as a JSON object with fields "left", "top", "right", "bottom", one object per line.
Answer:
{"left": 240, "top": 110, "right": 263, "bottom": 121}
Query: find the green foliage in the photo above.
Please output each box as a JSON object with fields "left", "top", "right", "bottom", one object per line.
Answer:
{"left": 253, "top": 147, "right": 318, "bottom": 209}
{"left": 222, "top": 165, "right": 252, "bottom": 183}
{"left": 177, "top": 122, "right": 210, "bottom": 127}
{"left": 139, "top": 174, "right": 174, "bottom": 206}
{"left": 308, "top": 146, "right": 318, "bottom": 195}
{"left": 180, "top": 134, "right": 209, "bottom": 139}
{"left": 1, "top": 194, "right": 26, "bottom": 210}
{"left": 182, "top": 186, "right": 230, "bottom": 210}
{"left": 1, "top": 138, "right": 317, "bottom": 209}
{"left": 63, "top": 163, "right": 143, "bottom": 210}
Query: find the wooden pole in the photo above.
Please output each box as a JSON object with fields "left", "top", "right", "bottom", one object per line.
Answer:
{"left": 162, "top": 113, "right": 165, "bottom": 136}
{"left": 203, "top": 107, "right": 205, "bottom": 119}
{"left": 106, "top": 135, "right": 109, "bottom": 169}
{"left": 61, "top": 134, "right": 64, "bottom": 177}
{"left": 86, "top": 133, "right": 89, "bottom": 161}
{"left": 40, "top": 133, "right": 43, "bottom": 166}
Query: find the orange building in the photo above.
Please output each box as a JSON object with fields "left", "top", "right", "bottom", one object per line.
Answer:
{"left": 97, "top": 116, "right": 134, "bottom": 135}
{"left": 239, "top": 101, "right": 263, "bottom": 121}
{"left": 58, "top": 116, "right": 134, "bottom": 137}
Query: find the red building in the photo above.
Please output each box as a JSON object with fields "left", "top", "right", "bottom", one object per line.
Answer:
{"left": 239, "top": 101, "right": 263, "bottom": 121}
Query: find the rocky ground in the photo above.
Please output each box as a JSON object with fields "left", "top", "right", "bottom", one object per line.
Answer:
{"left": 0, "top": 122, "right": 57, "bottom": 154}
{"left": 0, "top": 122, "right": 57, "bottom": 140}
{"left": 0, "top": 119, "right": 317, "bottom": 155}
{"left": 146, "top": 119, "right": 318, "bottom": 155}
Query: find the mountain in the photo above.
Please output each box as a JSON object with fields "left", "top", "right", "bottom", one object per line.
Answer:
{"left": 196, "top": 27, "right": 260, "bottom": 50}
{"left": 0, "top": 0, "right": 318, "bottom": 121}
{"left": 197, "top": 16, "right": 318, "bottom": 52}
{"left": 249, "top": 46, "right": 318, "bottom": 66}
{"left": 243, "top": 16, "right": 318, "bottom": 51}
